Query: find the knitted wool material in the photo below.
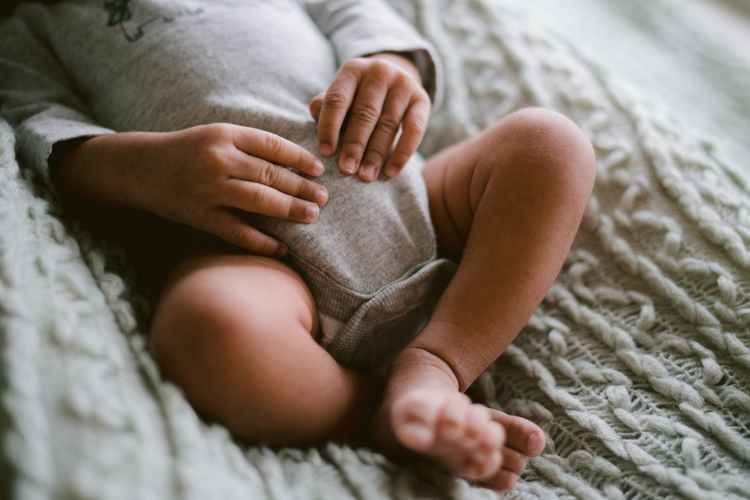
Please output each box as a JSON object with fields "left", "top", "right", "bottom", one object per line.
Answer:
{"left": 1, "top": 0, "right": 749, "bottom": 499}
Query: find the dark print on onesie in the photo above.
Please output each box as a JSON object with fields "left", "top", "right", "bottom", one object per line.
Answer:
{"left": 104, "top": 0, "right": 203, "bottom": 42}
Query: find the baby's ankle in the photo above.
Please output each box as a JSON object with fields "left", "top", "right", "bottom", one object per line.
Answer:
{"left": 385, "top": 347, "right": 461, "bottom": 394}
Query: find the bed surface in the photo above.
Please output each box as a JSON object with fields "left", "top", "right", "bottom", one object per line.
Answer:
{"left": 1, "top": 0, "right": 749, "bottom": 499}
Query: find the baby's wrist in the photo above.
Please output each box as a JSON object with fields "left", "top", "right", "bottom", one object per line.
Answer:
{"left": 49, "top": 137, "right": 92, "bottom": 195}
{"left": 57, "top": 132, "right": 148, "bottom": 210}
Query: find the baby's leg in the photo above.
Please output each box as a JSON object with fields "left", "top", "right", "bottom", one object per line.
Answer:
{"left": 371, "top": 108, "right": 596, "bottom": 490}
{"left": 148, "top": 246, "right": 380, "bottom": 446}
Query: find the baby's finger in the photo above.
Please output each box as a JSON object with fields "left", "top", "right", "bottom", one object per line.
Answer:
{"left": 316, "top": 65, "right": 360, "bottom": 157}
{"left": 309, "top": 93, "right": 324, "bottom": 122}
{"left": 230, "top": 156, "right": 328, "bottom": 206}
{"left": 208, "top": 209, "right": 288, "bottom": 258}
{"left": 383, "top": 96, "right": 431, "bottom": 177}
{"left": 338, "top": 75, "right": 388, "bottom": 175}
{"left": 224, "top": 180, "right": 320, "bottom": 224}
{"left": 233, "top": 127, "right": 324, "bottom": 177}
{"left": 358, "top": 87, "right": 411, "bottom": 181}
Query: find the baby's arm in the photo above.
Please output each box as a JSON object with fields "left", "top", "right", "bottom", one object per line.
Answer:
{"left": 310, "top": 52, "right": 430, "bottom": 182}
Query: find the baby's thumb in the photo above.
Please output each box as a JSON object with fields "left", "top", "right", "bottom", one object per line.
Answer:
{"left": 309, "top": 93, "right": 324, "bottom": 121}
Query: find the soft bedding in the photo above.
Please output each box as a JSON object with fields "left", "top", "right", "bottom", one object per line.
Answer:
{"left": 1, "top": 0, "right": 749, "bottom": 499}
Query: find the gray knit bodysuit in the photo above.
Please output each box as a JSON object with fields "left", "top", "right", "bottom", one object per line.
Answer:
{"left": 0, "top": 0, "right": 457, "bottom": 375}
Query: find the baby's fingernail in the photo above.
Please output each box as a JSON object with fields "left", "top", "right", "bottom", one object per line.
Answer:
{"left": 320, "top": 143, "right": 333, "bottom": 156}
{"left": 275, "top": 245, "right": 288, "bottom": 258}
{"left": 343, "top": 158, "right": 357, "bottom": 174}
{"left": 314, "top": 188, "right": 328, "bottom": 206}
{"left": 361, "top": 164, "right": 376, "bottom": 180}
{"left": 306, "top": 204, "right": 319, "bottom": 221}
{"left": 385, "top": 165, "right": 399, "bottom": 177}
{"left": 313, "top": 160, "right": 325, "bottom": 175}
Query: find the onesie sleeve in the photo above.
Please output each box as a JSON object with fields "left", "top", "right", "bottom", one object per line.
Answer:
{"left": 0, "top": 10, "right": 114, "bottom": 192}
{"left": 303, "top": 0, "right": 444, "bottom": 111}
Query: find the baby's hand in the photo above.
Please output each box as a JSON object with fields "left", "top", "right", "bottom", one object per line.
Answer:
{"left": 310, "top": 53, "right": 431, "bottom": 181}
{"left": 59, "top": 124, "right": 327, "bottom": 257}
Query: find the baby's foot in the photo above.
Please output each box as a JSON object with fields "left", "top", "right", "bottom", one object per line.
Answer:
{"left": 372, "top": 388, "right": 506, "bottom": 479}
{"left": 370, "top": 357, "right": 545, "bottom": 491}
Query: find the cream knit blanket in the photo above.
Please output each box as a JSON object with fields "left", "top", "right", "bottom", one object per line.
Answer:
{"left": 1, "top": 0, "right": 749, "bottom": 498}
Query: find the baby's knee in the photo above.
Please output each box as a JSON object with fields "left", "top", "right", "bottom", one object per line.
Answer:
{"left": 148, "top": 275, "right": 245, "bottom": 376}
{"left": 487, "top": 107, "right": 596, "bottom": 195}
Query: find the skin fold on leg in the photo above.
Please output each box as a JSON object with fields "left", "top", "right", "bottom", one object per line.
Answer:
{"left": 370, "top": 108, "right": 597, "bottom": 491}
{"left": 148, "top": 246, "right": 381, "bottom": 447}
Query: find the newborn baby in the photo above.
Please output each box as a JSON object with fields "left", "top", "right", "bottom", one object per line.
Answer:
{"left": 0, "top": 0, "right": 596, "bottom": 492}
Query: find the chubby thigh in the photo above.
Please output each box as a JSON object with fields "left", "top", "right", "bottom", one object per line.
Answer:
{"left": 156, "top": 246, "right": 320, "bottom": 342}
{"left": 149, "top": 247, "right": 350, "bottom": 444}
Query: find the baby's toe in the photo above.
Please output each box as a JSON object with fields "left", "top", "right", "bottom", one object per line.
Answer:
{"left": 436, "top": 393, "right": 471, "bottom": 444}
{"left": 461, "top": 420, "right": 506, "bottom": 480}
{"left": 484, "top": 469, "right": 519, "bottom": 491}
{"left": 476, "top": 420, "right": 505, "bottom": 458}
{"left": 462, "top": 450, "right": 502, "bottom": 480}
{"left": 461, "top": 405, "right": 492, "bottom": 449}
{"left": 501, "top": 448, "right": 528, "bottom": 475}
{"left": 390, "top": 390, "right": 443, "bottom": 450}
{"left": 489, "top": 410, "right": 545, "bottom": 457}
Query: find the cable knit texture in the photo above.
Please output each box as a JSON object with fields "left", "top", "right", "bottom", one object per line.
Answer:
{"left": 1, "top": 0, "right": 749, "bottom": 498}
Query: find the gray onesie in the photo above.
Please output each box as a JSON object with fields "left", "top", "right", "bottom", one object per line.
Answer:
{"left": 0, "top": 0, "right": 457, "bottom": 375}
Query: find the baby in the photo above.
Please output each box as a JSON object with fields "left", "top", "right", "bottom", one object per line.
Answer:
{"left": 0, "top": 0, "right": 596, "bottom": 493}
